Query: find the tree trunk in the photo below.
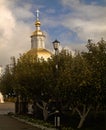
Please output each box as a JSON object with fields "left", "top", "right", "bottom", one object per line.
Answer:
{"left": 77, "top": 115, "right": 86, "bottom": 129}
{"left": 75, "top": 105, "right": 91, "bottom": 129}
{"left": 42, "top": 101, "right": 48, "bottom": 121}
{"left": 36, "top": 100, "right": 56, "bottom": 121}
{"left": 36, "top": 101, "right": 49, "bottom": 121}
{"left": 43, "top": 108, "right": 48, "bottom": 121}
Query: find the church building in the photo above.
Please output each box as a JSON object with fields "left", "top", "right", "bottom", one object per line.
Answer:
{"left": 27, "top": 10, "right": 52, "bottom": 60}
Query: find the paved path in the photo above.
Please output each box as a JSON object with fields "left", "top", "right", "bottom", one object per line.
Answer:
{"left": 0, "top": 115, "right": 41, "bottom": 130}
{"left": 0, "top": 102, "right": 15, "bottom": 114}
{"left": 0, "top": 102, "right": 41, "bottom": 130}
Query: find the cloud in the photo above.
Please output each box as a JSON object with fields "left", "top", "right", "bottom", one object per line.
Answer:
{"left": 0, "top": 2, "right": 15, "bottom": 40}
{"left": 0, "top": 0, "right": 106, "bottom": 68}
{"left": 61, "top": 0, "right": 106, "bottom": 42}
{"left": 0, "top": 0, "right": 33, "bottom": 67}
{"left": 0, "top": 0, "right": 54, "bottom": 67}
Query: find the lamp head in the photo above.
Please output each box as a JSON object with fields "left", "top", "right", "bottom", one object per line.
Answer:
{"left": 52, "top": 39, "right": 60, "bottom": 50}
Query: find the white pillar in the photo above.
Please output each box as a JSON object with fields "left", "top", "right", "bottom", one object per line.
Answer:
{"left": 0, "top": 92, "right": 4, "bottom": 103}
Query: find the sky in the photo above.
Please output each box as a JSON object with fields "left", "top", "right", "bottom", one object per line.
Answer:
{"left": 0, "top": 0, "right": 106, "bottom": 67}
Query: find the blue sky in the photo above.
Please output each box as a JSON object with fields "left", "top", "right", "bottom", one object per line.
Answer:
{"left": 0, "top": 0, "right": 106, "bottom": 67}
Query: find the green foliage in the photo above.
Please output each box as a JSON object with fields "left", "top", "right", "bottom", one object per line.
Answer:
{"left": 62, "top": 127, "right": 74, "bottom": 130}
{"left": 0, "top": 65, "right": 14, "bottom": 95}
{"left": 15, "top": 115, "right": 55, "bottom": 128}
{"left": 82, "top": 38, "right": 106, "bottom": 108}
{"left": 0, "top": 38, "right": 105, "bottom": 128}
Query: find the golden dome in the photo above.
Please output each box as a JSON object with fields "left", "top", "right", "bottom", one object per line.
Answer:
{"left": 31, "top": 30, "right": 45, "bottom": 37}
{"left": 31, "top": 19, "right": 45, "bottom": 37}
{"left": 26, "top": 48, "right": 52, "bottom": 60}
{"left": 35, "top": 20, "right": 41, "bottom": 26}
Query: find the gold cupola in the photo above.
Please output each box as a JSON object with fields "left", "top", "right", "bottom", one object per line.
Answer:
{"left": 28, "top": 9, "right": 52, "bottom": 60}
{"left": 31, "top": 9, "right": 45, "bottom": 49}
{"left": 31, "top": 19, "right": 45, "bottom": 37}
{"left": 31, "top": 9, "right": 45, "bottom": 37}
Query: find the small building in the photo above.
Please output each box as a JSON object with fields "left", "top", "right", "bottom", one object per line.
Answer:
{"left": 0, "top": 92, "right": 4, "bottom": 103}
{"left": 0, "top": 66, "right": 4, "bottom": 103}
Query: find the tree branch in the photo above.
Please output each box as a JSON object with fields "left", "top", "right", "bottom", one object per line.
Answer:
{"left": 83, "top": 104, "right": 86, "bottom": 115}
{"left": 75, "top": 107, "right": 82, "bottom": 118}
{"left": 36, "top": 102, "right": 43, "bottom": 110}
{"left": 85, "top": 106, "right": 91, "bottom": 117}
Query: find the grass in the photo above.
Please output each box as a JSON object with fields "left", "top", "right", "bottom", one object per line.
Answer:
{"left": 11, "top": 110, "right": 105, "bottom": 130}
{"left": 14, "top": 114, "right": 55, "bottom": 128}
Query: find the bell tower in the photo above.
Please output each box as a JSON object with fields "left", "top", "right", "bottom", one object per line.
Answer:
{"left": 31, "top": 9, "right": 45, "bottom": 49}
{"left": 28, "top": 10, "right": 52, "bottom": 60}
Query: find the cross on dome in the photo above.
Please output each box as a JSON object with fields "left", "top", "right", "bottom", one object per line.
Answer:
{"left": 36, "top": 9, "right": 40, "bottom": 20}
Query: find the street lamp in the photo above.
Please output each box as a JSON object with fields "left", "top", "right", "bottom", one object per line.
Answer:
{"left": 52, "top": 39, "right": 60, "bottom": 54}
{"left": 52, "top": 39, "right": 61, "bottom": 130}
{"left": 52, "top": 40, "right": 60, "bottom": 69}
{"left": 54, "top": 110, "right": 61, "bottom": 130}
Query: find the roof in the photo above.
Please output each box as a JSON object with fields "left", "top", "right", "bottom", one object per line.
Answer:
{"left": 27, "top": 48, "right": 52, "bottom": 54}
{"left": 31, "top": 30, "right": 45, "bottom": 37}
{"left": 26, "top": 48, "right": 52, "bottom": 60}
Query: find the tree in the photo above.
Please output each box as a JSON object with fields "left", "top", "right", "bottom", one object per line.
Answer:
{"left": 0, "top": 65, "right": 14, "bottom": 97}
{"left": 12, "top": 53, "right": 56, "bottom": 119}
{"left": 1, "top": 39, "right": 105, "bottom": 128}
{"left": 70, "top": 52, "right": 93, "bottom": 128}
{"left": 83, "top": 38, "right": 106, "bottom": 109}
{"left": 52, "top": 44, "right": 105, "bottom": 128}
{"left": 73, "top": 38, "right": 106, "bottom": 128}
{"left": 12, "top": 54, "right": 39, "bottom": 114}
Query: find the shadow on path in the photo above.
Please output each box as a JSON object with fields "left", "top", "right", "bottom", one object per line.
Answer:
{"left": 0, "top": 115, "right": 41, "bottom": 130}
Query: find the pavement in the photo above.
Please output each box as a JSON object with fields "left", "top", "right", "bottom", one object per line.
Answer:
{"left": 0, "top": 102, "right": 15, "bottom": 114}
{"left": 0, "top": 102, "right": 55, "bottom": 130}
{"left": 0, "top": 115, "right": 41, "bottom": 130}
{"left": 0, "top": 102, "right": 41, "bottom": 130}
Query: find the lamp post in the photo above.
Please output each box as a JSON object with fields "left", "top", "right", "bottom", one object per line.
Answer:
{"left": 52, "top": 39, "right": 60, "bottom": 54}
{"left": 52, "top": 40, "right": 60, "bottom": 70}
{"left": 52, "top": 39, "right": 61, "bottom": 130}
